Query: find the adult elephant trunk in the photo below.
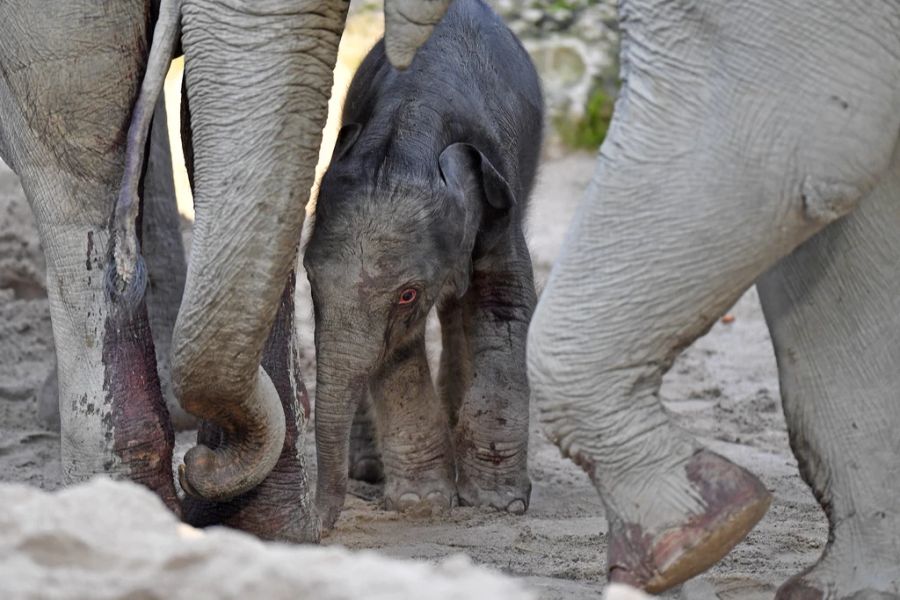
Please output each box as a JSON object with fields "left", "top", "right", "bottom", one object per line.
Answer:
{"left": 314, "top": 327, "right": 379, "bottom": 530}
{"left": 383, "top": 0, "right": 453, "bottom": 68}
{"left": 172, "top": 0, "right": 348, "bottom": 502}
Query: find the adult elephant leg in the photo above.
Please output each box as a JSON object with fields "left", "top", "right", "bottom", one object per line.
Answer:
{"left": 526, "top": 2, "right": 899, "bottom": 591}
{"left": 0, "top": 0, "right": 178, "bottom": 512}
{"left": 29, "top": 96, "right": 186, "bottom": 434}
{"left": 758, "top": 153, "right": 900, "bottom": 600}
{"left": 173, "top": 0, "right": 347, "bottom": 502}
{"left": 382, "top": 0, "right": 453, "bottom": 69}
{"left": 183, "top": 272, "right": 318, "bottom": 542}
{"left": 142, "top": 96, "right": 194, "bottom": 431}
{"left": 528, "top": 161, "right": 776, "bottom": 593}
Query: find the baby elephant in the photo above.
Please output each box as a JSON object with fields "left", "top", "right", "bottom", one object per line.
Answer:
{"left": 306, "top": 0, "right": 543, "bottom": 529}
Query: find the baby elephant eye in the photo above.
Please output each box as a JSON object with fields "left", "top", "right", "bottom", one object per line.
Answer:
{"left": 398, "top": 288, "right": 418, "bottom": 305}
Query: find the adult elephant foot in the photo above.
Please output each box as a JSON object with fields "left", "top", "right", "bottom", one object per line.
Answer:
{"left": 605, "top": 449, "right": 770, "bottom": 592}
{"left": 182, "top": 275, "right": 318, "bottom": 543}
{"left": 776, "top": 515, "right": 900, "bottom": 600}
{"left": 181, "top": 399, "right": 318, "bottom": 543}
{"left": 181, "top": 417, "right": 318, "bottom": 542}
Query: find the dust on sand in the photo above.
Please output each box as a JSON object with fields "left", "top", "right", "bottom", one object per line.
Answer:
{"left": 0, "top": 155, "right": 825, "bottom": 599}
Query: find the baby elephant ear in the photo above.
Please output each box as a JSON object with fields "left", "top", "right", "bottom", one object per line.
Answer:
{"left": 439, "top": 142, "right": 516, "bottom": 257}
{"left": 438, "top": 143, "right": 515, "bottom": 213}
{"left": 332, "top": 123, "right": 362, "bottom": 162}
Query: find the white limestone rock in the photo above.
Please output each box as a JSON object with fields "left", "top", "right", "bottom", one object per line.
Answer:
{"left": 603, "top": 583, "right": 654, "bottom": 600}
{"left": 0, "top": 478, "right": 534, "bottom": 600}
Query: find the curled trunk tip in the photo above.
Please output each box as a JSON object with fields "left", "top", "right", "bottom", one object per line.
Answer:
{"left": 177, "top": 370, "right": 286, "bottom": 501}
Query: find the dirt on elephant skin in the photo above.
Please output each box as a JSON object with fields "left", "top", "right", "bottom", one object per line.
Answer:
{"left": 0, "top": 155, "right": 826, "bottom": 599}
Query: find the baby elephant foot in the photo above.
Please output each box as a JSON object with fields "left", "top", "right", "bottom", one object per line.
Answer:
{"left": 456, "top": 467, "right": 531, "bottom": 514}
{"left": 455, "top": 434, "right": 531, "bottom": 514}
{"left": 383, "top": 473, "right": 457, "bottom": 516}
{"left": 607, "top": 449, "right": 771, "bottom": 593}
{"left": 776, "top": 512, "right": 900, "bottom": 600}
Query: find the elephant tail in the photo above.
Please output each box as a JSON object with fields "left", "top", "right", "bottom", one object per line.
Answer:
{"left": 107, "top": 0, "right": 182, "bottom": 309}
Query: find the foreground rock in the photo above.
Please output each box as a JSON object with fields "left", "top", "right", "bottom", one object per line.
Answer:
{"left": 0, "top": 478, "right": 533, "bottom": 600}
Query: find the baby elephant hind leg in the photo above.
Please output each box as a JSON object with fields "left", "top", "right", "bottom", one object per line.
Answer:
{"left": 436, "top": 293, "right": 473, "bottom": 429}
{"left": 454, "top": 241, "right": 534, "bottom": 514}
{"left": 348, "top": 393, "right": 384, "bottom": 484}
{"left": 758, "top": 160, "right": 900, "bottom": 600}
{"left": 370, "top": 338, "right": 456, "bottom": 515}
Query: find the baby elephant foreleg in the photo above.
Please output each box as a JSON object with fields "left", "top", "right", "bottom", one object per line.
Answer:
{"left": 454, "top": 242, "right": 535, "bottom": 514}
{"left": 370, "top": 338, "right": 456, "bottom": 514}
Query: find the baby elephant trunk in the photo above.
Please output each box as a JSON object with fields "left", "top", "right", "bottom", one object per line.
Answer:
{"left": 314, "top": 329, "right": 379, "bottom": 530}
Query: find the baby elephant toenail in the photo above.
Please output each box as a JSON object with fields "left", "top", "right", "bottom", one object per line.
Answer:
{"left": 426, "top": 491, "right": 451, "bottom": 508}
{"left": 398, "top": 492, "right": 422, "bottom": 510}
{"left": 506, "top": 499, "right": 526, "bottom": 514}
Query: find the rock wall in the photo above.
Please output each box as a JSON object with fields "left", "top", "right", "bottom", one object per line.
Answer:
{"left": 491, "top": 0, "right": 620, "bottom": 122}
{"left": 352, "top": 0, "right": 621, "bottom": 150}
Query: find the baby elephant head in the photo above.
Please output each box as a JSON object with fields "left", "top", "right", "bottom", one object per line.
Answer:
{"left": 305, "top": 123, "right": 515, "bottom": 528}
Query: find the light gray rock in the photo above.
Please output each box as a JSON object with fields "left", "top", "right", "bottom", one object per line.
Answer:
{"left": 487, "top": 1, "right": 621, "bottom": 147}
{"left": 604, "top": 583, "right": 653, "bottom": 600}
{"left": 0, "top": 478, "right": 534, "bottom": 600}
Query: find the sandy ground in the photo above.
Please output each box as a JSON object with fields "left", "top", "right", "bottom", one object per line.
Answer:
{"left": 0, "top": 154, "right": 826, "bottom": 599}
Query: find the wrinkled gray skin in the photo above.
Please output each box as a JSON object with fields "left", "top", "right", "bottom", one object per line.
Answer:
{"left": 527, "top": 0, "right": 900, "bottom": 597}
{"left": 306, "top": 0, "right": 543, "bottom": 529}
{"left": 0, "top": 0, "right": 451, "bottom": 542}
{"left": 36, "top": 92, "right": 194, "bottom": 433}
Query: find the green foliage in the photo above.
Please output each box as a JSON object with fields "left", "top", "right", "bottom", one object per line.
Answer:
{"left": 555, "top": 87, "right": 615, "bottom": 150}
{"left": 547, "top": 0, "right": 581, "bottom": 11}
{"left": 527, "top": 0, "right": 604, "bottom": 11}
